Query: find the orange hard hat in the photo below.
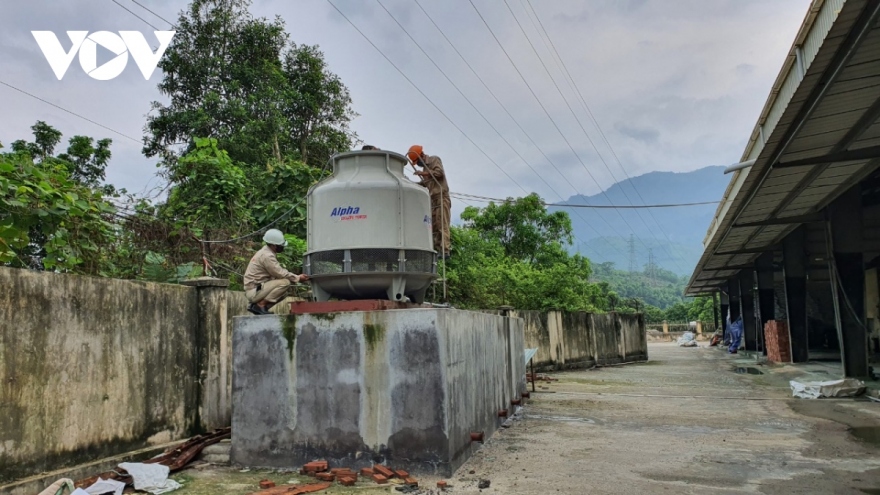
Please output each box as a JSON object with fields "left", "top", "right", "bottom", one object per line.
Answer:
{"left": 406, "top": 144, "right": 423, "bottom": 163}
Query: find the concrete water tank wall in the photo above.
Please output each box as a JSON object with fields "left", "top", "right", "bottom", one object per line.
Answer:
{"left": 231, "top": 309, "right": 526, "bottom": 476}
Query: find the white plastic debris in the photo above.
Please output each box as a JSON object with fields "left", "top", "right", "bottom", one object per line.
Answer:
{"left": 72, "top": 490, "right": 90, "bottom": 495}
{"left": 677, "top": 331, "right": 698, "bottom": 347}
{"left": 790, "top": 378, "right": 866, "bottom": 399}
{"left": 85, "top": 478, "right": 126, "bottom": 495}
{"left": 118, "top": 463, "right": 182, "bottom": 494}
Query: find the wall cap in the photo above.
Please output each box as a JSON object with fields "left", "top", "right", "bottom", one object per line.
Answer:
{"left": 181, "top": 277, "right": 230, "bottom": 288}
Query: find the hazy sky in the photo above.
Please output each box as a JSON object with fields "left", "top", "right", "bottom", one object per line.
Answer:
{"left": 1, "top": 0, "right": 810, "bottom": 222}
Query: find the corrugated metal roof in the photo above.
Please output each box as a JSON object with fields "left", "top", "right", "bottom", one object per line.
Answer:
{"left": 687, "top": 0, "right": 880, "bottom": 296}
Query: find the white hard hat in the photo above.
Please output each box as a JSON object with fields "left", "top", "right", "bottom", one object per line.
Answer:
{"left": 262, "top": 228, "right": 287, "bottom": 246}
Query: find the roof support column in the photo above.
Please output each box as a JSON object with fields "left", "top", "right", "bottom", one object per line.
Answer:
{"left": 712, "top": 291, "right": 720, "bottom": 333}
{"left": 740, "top": 269, "right": 758, "bottom": 352}
{"left": 728, "top": 278, "right": 741, "bottom": 321}
{"left": 757, "top": 252, "right": 775, "bottom": 356}
{"left": 829, "top": 186, "right": 868, "bottom": 377}
{"left": 720, "top": 288, "right": 730, "bottom": 343}
{"left": 783, "top": 225, "right": 809, "bottom": 363}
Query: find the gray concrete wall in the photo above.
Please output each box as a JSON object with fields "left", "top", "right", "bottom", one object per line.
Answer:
{"left": 231, "top": 309, "right": 525, "bottom": 476}
{"left": 0, "top": 267, "right": 199, "bottom": 483}
{"left": 0, "top": 267, "right": 283, "bottom": 486}
{"left": 500, "top": 310, "right": 648, "bottom": 371}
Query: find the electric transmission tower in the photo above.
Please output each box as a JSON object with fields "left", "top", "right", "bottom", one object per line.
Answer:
{"left": 628, "top": 234, "right": 637, "bottom": 273}
{"left": 647, "top": 248, "right": 657, "bottom": 285}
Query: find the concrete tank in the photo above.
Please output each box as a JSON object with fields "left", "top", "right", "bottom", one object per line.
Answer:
{"left": 304, "top": 150, "right": 437, "bottom": 303}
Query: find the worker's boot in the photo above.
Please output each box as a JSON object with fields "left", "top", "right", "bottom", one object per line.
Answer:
{"left": 247, "top": 303, "right": 270, "bottom": 315}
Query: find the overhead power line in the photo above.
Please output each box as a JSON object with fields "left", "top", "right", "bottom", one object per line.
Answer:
{"left": 411, "top": 0, "right": 611, "bottom": 244}
{"left": 130, "top": 0, "right": 175, "bottom": 27}
{"left": 327, "top": 1, "right": 614, "bottom": 267}
{"left": 377, "top": 0, "right": 605, "bottom": 247}
{"left": 0, "top": 80, "right": 141, "bottom": 143}
{"left": 357, "top": 0, "right": 605, "bottom": 260}
{"left": 111, "top": 0, "right": 160, "bottom": 30}
{"left": 464, "top": 0, "right": 658, "bottom": 262}
{"left": 325, "top": 0, "right": 529, "bottom": 195}
{"left": 451, "top": 192, "right": 719, "bottom": 208}
{"left": 520, "top": 0, "right": 693, "bottom": 272}
{"left": 495, "top": 0, "right": 688, "bottom": 274}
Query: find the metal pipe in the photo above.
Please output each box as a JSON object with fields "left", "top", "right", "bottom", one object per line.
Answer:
{"left": 723, "top": 159, "right": 756, "bottom": 174}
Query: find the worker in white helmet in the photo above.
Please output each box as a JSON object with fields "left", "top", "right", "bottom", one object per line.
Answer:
{"left": 243, "top": 229, "right": 310, "bottom": 315}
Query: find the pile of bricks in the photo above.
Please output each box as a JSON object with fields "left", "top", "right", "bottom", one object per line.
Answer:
{"left": 764, "top": 320, "right": 792, "bottom": 363}
{"left": 293, "top": 460, "right": 418, "bottom": 488}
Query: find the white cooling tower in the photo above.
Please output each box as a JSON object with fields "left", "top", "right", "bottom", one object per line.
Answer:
{"left": 304, "top": 150, "right": 437, "bottom": 303}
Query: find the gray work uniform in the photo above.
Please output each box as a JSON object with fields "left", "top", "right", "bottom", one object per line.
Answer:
{"left": 243, "top": 246, "right": 303, "bottom": 304}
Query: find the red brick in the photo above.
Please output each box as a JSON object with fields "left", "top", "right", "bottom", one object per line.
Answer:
{"left": 394, "top": 469, "right": 409, "bottom": 479}
{"left": 304, "top": 460, "right": 328, "bottom": 473}
{"left": 338, "top": 476, "right": 356, "bottom": 486}
{"left": 437, "top": 480, "right": 448, "bottom": 488}
{"left": 404, "top": 476, "right": 418, "bottom": 486}
{"left": 373, "top": 464, "right": 394, "bottom": 478}
{"left": 764, "top": 320, "right": 792, "bottom": 363}
{"left": 315, "top": 473, "right": 335, "bottom": 482}
{"left": 371, "top": 474, "right": 388, "bottom": 484}
{"left": 259, "top": 480, "right": 276, "bottom": 489}
{"left": 248, "top": 482, "right": 332, "bottom": 495}
{"left": 498, "top": 409, "right": 508, "bottom": 417}
{"left": 360, "top": 467, "right": 374, "bottom": 476}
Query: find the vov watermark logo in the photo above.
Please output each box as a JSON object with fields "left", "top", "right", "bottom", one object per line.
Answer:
{"left": 32, "top": 31, "right": 175, "bottom": 80}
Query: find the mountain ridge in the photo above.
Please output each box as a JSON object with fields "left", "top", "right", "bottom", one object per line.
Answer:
{"left": 550, "top": 165, "right": 729, "bottom": 275}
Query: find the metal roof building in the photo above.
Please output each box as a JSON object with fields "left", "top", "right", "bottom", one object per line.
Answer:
{"left": 686, "top": 0, "right": 880, "bottom": 377}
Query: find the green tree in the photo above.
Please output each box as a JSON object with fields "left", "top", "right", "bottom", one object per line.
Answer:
{"left": 144, "top": 0, "right": 355, "bottom": 169}
{"left": 687, "top": 296, "right": 715, "bottom": 323}
{"left": 664, "top": 301, "right": 690, "bottom": 323}
{"left": 163, "top": 137, "right": 250, "bottom": 239}
{"left": 282, "top": 44, "right": 356, "bottom": 166}
{"left": 460, "top": 193, "right": 573, "bottom": 264}
{"left": 445, "top": 196, "right": 604, "bottom": 312}
{"left": 2, "top": 122, "right": 118, "bottom": 273}
{"left": 0, "top": 147, "right": 115, "bottom": 273}
{"left": 12, "top": 121, "right": 62, "bottom": 159}
{"left": 57, "top": 135, "right": 113, "bottom": 189}
{"left": 644, "top": 304, "right": 665, "bottom": 323}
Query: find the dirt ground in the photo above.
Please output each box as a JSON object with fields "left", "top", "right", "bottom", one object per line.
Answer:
{"left": 176, "top": 342, "right": 880, "bottom": 495}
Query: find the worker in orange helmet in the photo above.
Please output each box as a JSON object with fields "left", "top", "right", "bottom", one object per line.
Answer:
{"left": 407, "top": 144, "right": 451, "bottom": 259}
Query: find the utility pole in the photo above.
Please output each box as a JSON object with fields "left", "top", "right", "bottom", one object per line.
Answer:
{"left": 628, "top": 234, "right": 636, "bottom": 273}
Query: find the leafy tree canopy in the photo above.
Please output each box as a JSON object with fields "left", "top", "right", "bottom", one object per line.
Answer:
{"left": 446, "top": 196, "right": 606, "bottom": 312}
{"left": 460, "top": 193, "right": 573, "bottom": 264}
{"left": 1, "top": 124, "right": 116, "bottom": 273}
{"left": 144, "top": 0, "right": 355, "bottom": 169}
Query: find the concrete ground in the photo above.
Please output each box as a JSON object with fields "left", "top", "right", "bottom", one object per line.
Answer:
{"left": 174, "top": 342, "right": 880, "bottom": 495}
